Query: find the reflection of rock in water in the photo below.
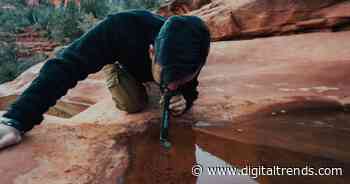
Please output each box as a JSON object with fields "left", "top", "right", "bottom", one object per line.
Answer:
{"left": 194, "top": 110, "right": 350, "bottom": 184}
{"left": 122, "top": 123, "right": 197, "bottom": 184}
{"left": 122, "top": 110, "right": 350, "bottom": 184}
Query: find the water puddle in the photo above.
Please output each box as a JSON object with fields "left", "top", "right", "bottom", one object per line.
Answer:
{"left": 195, "top": 145, "right": 258, "bottom": 184}
{"left": 120, "top": 111, "right": 350, "bottom": 184}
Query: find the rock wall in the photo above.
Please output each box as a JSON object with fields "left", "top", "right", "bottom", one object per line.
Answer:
{"left": 157, "top": 0, "right": 212, "bottom": 16}
{"left": 159, "top": 0, "right": 350, "bottom": 41}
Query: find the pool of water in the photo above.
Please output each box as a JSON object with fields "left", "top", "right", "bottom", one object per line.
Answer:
{"left": 119, "top": 111, "right": 350, "bottom": 184}
{"left": 195, "top": 145, "right": 258, "bottom": 184}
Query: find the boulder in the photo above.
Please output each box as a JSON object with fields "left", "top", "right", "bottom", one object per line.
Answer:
{"left": 187, "top": 0, "right": 350, "bottom": 41}
{"left": 1, "top": 31, "right": 350, "bottom": 183}
{"left": 0, "top": 110, "right": 130, "bottom": 184}
{"left": 157, "top": 0, "right": 212, "bottom": 17}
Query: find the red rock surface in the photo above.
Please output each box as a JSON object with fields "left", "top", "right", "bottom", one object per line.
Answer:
{"left": 1, "top": 30, "right": 350, "bottom": 183}
{"left": 0, "top": 62, "right": 110, "bottom": 118}
{"left": 158, "top": 0, "right": 212, "bottom": 17}
{"left": 160, "top": 0, "right": 350, "bottom": 41}
{"left": 16, "top": 28, "right": 59, "bottom": 58}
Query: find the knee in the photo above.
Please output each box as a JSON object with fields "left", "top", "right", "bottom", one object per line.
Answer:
{"left": 115, "top": 99, "right": 147, "bottom": 113}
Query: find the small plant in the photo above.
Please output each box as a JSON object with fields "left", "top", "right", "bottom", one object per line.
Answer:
{"left": 118, "top": 0, "right": 166, "bottom": 10}
{"left": 0, "top": 42, "right": 19, "bottom": 84}
{"left": 29, "top": 3, "right": 56, "bottom": 30}
{"left": 43, "top": 1, "right": 83, "bottom": 43}
{"left": 81, "top": 0, "right": 110, "bottom": 19}
{"left": 0, "top": 5, "right": 31, "bottom": 33}
{"left": 0, "top": 0, "right": 169, "bottom": 84}
{"left": 61, "top": 1, "right": 82, "bottom": 41}
{"left": 78, "top": 13, "right": 99, "bottom": 33}
{"left": 0, "top": 41, "right": 47, "bottom": 84}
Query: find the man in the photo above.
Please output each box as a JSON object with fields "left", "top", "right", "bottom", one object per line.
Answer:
{"left": 0, "top": 10, "right": 211, "bottom": 150}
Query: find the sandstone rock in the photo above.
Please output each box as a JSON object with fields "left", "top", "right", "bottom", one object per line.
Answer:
{"left": 187, "top": 0, "right": 350, "bottom": 41}
{"left": 16, "top": 28, "right": 59, "bottom": 58}
{"left": 0, "top": 110, "right": 130, "bottom": 184}
{"left": 1, "top": 31, "right": 350, "bottom": 183}
{"left": 195, "top": 31, "right": 350, "bottom": 121}
{"left": 0, "top": 62, "right": 110, "bottom": 118}
{"left": 157, "top": 0, "right": 212, "bottom": 17}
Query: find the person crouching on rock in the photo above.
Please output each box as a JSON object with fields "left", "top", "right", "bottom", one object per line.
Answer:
{"left": 0, "top": 10, "right": 211, "bottom": 150}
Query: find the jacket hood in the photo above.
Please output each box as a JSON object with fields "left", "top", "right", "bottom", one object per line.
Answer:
{"left": 154, "top": 15, "right": 210, "bottom": 88}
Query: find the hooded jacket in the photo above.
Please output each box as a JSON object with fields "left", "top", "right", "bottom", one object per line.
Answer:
{"left": 155, "top": 15, "right": 210, "bottom": 86}
{"left": 3, "top": 10, "right": 210, "bottom": 133}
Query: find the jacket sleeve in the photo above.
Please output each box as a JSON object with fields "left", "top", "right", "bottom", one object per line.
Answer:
{"left": 179, "top": 75, "right": 199, "bottom": 112}
{"left": 3, "top": 14, "right": 124, "bottom": 133}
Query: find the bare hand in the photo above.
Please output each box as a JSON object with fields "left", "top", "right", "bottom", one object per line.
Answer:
{"left": 168, "top": 95, "right": 187, "bottom": 116}
{"left": 0, "top": 118, "right": 22, "bottom": 150}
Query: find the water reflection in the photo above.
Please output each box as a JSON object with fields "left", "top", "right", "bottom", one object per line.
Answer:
{"left": 195, "top": 145, "right": 259, "bottom": 184}
{"left": 122, "top": 111, "right": 350, "bottom": 184}
{"left": 122, "top": 122, "right": 263, "bottom": 184}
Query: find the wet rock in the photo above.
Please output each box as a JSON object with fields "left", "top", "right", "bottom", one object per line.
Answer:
{"left": 194, "top": 121, "right": 212, "bottom": 127}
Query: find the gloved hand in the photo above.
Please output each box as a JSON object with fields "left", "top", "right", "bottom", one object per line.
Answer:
{"left": 160, "top": 94, "right": 187, "bottom": 116}
{"left": 0, "top": 117, "right": 22, "bottom": 150}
